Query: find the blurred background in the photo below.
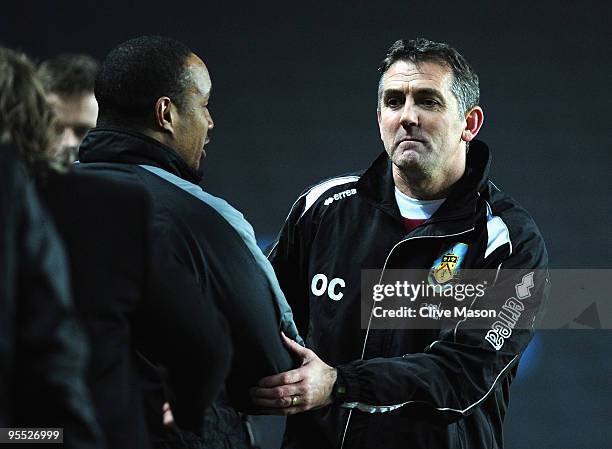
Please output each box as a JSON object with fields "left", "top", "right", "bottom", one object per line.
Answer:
{"left": 2, "top": 0, "right": 610, "bottom": 447}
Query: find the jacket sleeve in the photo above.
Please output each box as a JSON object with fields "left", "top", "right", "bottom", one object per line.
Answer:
{"left": 124, "top": 184, "right": 232, "bottom": 436}
{"left": 14, "top": 174, "right": 103, "bottom": 448}
{"left": 135, "top": 241, "right": 233, "bottom": 435}
{"left": 335, "top": 224, "right": 550, "bottom": 422}
{"left": 268, "top": 192, "right": 312, "bottom": 340}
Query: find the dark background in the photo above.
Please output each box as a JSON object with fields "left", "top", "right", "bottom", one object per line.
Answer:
{"left": 2, "top": 1, "right": 611, "bottom": 447}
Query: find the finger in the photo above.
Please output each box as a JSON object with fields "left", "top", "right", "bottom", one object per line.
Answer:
{"left": 281, "top": 332, "right": 310, "bottom": 358}
{"left": 284, "top": 406, "right": 305, "bottom": 416}
{"left": 162, "top": 402, "right": 175, "bottom": 427}
{"left": 163, "top": 409, "right": 174, "bottom": 426}
{"left": 251, "top": 395, "right": 296, "bottom": 408}
{"left": 249, "top": 384, "right": 303, "bottom": 399}
{"left": 257, "top": 367, "right": 304, "bottom": 387}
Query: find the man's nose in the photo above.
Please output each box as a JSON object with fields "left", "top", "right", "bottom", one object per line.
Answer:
{"left": 61, "top": 128, "right": 80, "bottom": 149}
{"left": 399, "top": 102, "right": 419, "bottom": 128}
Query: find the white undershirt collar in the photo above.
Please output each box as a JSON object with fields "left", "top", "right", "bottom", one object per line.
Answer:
{"left": 394, "top": 187, "right": 446, "bottom": 219}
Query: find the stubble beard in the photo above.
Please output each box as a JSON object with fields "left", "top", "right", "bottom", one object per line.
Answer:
{"left": 390, "top": 145, "right": 435, "bottom": 182}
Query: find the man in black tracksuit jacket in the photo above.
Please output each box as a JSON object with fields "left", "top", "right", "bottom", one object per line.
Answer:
{"left": 252, "top": 39, "right": 549, "bottom": 449}
{"left": 78, "top": 36, "right": 300, "bottom": 448}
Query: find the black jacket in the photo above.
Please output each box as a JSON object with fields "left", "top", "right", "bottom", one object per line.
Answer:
{"left": 36, "top": 165, "right": 232, "bottom": 448}
{"left": 0, "top": 147, "right": 102, "bottom": 448}
{"left": 270, "top": 140, "right": 550, "bottom": 449}
{"left": 78, "top": 128, "right": 300, "bottom": 447}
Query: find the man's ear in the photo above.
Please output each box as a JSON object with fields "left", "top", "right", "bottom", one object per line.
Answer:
{"left": 461, "top": 106, "right": 484, "bottom": 142}
{"left": 154, "top": 97, "right": 174, "bottom": 133}
{"left": 377, "top": 108, "right": 383, "bottom": 140}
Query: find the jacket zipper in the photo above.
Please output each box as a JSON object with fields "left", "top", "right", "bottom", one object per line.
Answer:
{"left": 339, "top": 226, "right": 474, "bottom": 449}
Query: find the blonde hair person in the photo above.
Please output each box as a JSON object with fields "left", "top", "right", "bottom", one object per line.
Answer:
{"left": 0, "top": 46, "right": 67, "bottom": 172}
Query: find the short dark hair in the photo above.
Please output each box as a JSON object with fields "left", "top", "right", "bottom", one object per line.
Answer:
{"left": 38, "top": 53, "right": 99, "bottom": 96}
{"left": 0, "top": 46, "right": 58, "bottom": 170}
{"left": 378, "top": 38, "right": 479, "bottom": 117}
{"left": 95, "top": 35, "right": 193, "bottom": 126}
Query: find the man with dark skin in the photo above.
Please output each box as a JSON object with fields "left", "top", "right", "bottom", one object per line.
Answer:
{"left": 78, "top": 36, "right": 300, "bottom": 449}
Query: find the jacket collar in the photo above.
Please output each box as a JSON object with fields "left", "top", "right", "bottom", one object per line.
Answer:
{"left": 356, "top": 139, "right": 492, "bottom": 229}
{"left": 79, "top": 127, "right": 202, "bottom": 184}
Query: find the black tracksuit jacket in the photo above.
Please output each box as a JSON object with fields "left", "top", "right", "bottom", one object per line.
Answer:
{"left": 269, "top": 140, "right": 550, "bottom": 449}
{"left": 77, "top": 128, "right": 299, "bottom": 448}
{"left": 37, "top": 166, "right": 233, "bottom": 448}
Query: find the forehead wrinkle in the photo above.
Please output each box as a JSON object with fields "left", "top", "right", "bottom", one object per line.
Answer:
{"left": 382, "top": 61, "right": 452, "bottom": 93}
{"left": 383, "top": 72, "right": 446, "bottom": 89}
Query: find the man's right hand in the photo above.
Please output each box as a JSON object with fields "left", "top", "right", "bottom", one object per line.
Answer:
{"left": 249, "top": 333, "right": 337, "bottom": 415}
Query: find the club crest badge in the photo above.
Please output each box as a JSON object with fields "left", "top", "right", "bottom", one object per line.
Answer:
{"left": 428, "top": 243, "right": 469, "bottom": 285}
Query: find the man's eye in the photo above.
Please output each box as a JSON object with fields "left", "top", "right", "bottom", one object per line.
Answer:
{"left": 386, "top": 97, "right": 402, "bottom": 108}
{"left": 421, "top": 99, "right": 439, "bottom": 107}
{"left": 74, "top": 127, "right": 91, "bottom": 139}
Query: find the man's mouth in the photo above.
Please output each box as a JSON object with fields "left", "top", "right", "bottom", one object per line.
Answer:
{"left": 396, "top": 136, "right": 424, "bottom": 145}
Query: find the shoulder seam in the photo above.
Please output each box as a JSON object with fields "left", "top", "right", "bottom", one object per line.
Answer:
{"left": 266, "top": 175, "right": 360, "bottom": 258}
{"left": 299, "top": 175, "right": 361, "bottom": 219}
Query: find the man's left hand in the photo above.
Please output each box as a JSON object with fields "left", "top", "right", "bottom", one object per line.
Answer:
{"left": 249, "top": 332, "right": 337, "bottom": 415}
